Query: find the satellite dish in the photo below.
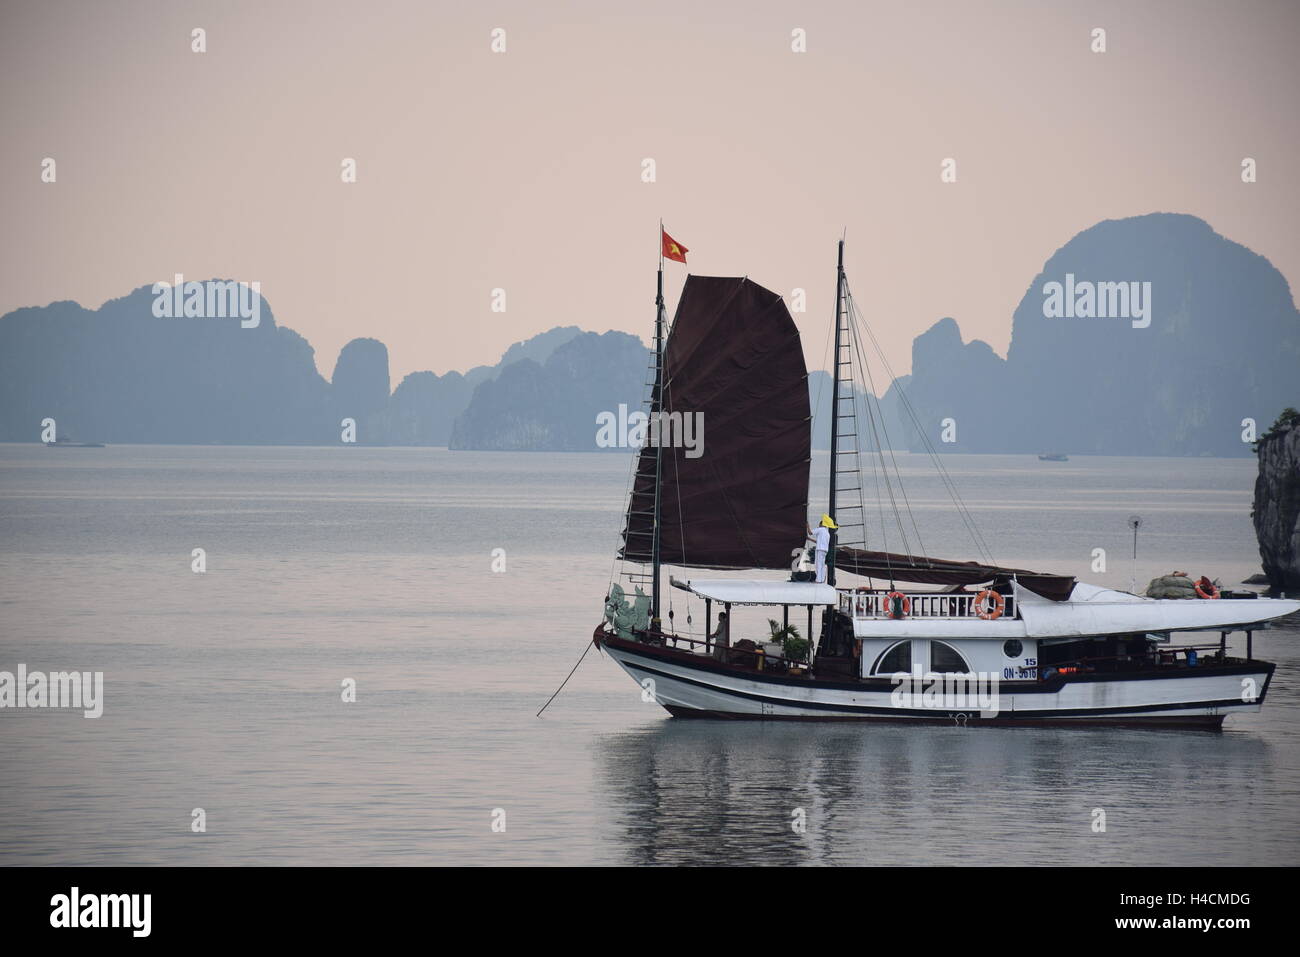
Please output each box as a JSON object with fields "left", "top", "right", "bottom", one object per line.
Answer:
{"left": 1128, "top": 515, "right": 1142, "bottom": 530}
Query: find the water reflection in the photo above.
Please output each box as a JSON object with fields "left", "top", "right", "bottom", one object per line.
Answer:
{"left": 596, "top": 720, "right": 1280, "bottom": 866}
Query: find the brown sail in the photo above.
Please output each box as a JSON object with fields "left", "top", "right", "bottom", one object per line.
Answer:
{"left": 620, "top": 275, "right": 811, "bottom": 569}
{"left": 835, "top": 546, "right": 1076, "bottom": 601}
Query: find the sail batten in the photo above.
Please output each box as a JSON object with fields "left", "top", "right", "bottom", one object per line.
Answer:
{"left": 620, "top": 275, "right": 812, "bottom": 570}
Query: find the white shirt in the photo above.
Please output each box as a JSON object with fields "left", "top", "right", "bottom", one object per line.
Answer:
{"left": 814, "top": 526, "right": 830, "bottom": 552}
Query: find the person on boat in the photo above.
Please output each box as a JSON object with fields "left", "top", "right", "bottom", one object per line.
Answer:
{"left": 709, "top": 612, "right": 729, "bottom": 660}
{"left": 806, "top": 514, "right": 838, "bottom": 584}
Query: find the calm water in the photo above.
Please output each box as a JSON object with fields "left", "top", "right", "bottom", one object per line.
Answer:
{"left": 1, "top": 445, "right": 1297, "bottom": 866}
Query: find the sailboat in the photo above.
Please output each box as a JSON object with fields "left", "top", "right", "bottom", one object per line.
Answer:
{"left": 593, "top": 237, "right": 1299, "bottom": 726}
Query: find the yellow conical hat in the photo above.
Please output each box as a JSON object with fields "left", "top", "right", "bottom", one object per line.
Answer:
{"left": 819, "top": 514, "right": 838, "bottom": 529}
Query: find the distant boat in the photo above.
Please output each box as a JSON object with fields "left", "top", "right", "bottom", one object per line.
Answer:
{"left": 592, "top": 236, "right": 1300, "bottom": 727}
{"left": 1038, "top": 452, "right": 1068, "bottom": 461}
{"left": 45, "top": 436, "right": 105, "bottom": 448}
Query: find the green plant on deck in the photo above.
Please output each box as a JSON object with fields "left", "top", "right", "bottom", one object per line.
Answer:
{"left": 768, "top": 619, "right": 810, "bottom": 662}
{"left": 767, "top": 618, "right": 800, "bottom": 644}
{"left": 783, "top": 635, "right": 811, "bottom": 663}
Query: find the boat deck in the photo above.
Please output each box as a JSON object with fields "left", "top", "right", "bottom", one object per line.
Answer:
{"left": 595, "top": 626, "right": 1264, "bottom": 688}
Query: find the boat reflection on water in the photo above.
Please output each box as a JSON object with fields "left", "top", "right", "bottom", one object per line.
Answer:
{"left": 593, "top": 720, "right": 1277, "bottom": 866}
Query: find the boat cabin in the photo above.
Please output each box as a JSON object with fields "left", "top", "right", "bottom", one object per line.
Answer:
{"left": 666, "top": 575, "right": 1270, "bottom": 684}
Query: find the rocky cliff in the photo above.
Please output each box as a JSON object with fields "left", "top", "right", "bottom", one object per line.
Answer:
{"left": 878, "top": 317, "right": 1007, "bottom": 451}
{"left": 331, "top": 338, "right": 390, "bottom": 421}
{"left": 6, "top": 213, "right": 1294, "bottom": 454}
{"left": 881, "top": 214, "right": 1300, "bottom": 456}
{"left": 449, "top": 330, "right": 649, "bottom": 451}
{"left": 0, "top": 287, "right": 583, "bottom": 446}
{"left": 1253, "top": 412, "right": 1300, "bottom": 592}
{"left": 0, "top": 283, "right": 337, "bottom": 444}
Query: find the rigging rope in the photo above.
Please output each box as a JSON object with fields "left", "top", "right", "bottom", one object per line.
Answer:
{"left": 608, "top": 345, "right": 661, "bottom": 595}
{"left": 846, "top": 281, "right": 927, "bottom": 562}
{"left": 853, "top": 317, "right": 915, "bottom": 559}
{"left": 846, "top": 287, "right": 998, "bottom": 567}
{"left": 850, "top": 323, "right": 902, "bottom": 583}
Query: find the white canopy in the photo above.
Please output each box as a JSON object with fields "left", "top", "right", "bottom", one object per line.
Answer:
{"left": 670, "top": 577, "right": 839, "bottom": 606}
{"left": 1015, "top": 581, "right": 1300, "bottom": 637}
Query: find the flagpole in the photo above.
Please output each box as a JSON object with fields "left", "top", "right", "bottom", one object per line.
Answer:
{"left": 651, "top": 220, "right": 665, "bottom": 630}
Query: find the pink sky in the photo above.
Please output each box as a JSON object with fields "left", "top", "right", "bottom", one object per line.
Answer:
{"left": 3, "top": 0, "right": 1297, "bottom": 383}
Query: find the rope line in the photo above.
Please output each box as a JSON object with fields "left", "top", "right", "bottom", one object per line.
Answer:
{"left": 536, "top": 639, "right": 597, "bottom": 717}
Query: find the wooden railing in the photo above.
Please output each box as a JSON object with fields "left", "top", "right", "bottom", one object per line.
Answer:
{"left": 651, "top": 630, "right": 812, "bottom": 673}
{"left": 839, "top": 590, "right": 1015, "bottom": 620}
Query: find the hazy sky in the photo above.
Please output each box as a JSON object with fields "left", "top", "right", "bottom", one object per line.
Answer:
{"left": 3, "top": 0, "right": 1297, "bottom": 383}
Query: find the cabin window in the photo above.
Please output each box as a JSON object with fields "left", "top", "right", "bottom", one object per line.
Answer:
{"left": 872, "top": 641, "right": 911, "bottom": 675}
{"left": 1003, "top": 639, "right": 1023, "bottom": 658}
{"left": 931, "top": 641, "right": 972, "bottom": 674}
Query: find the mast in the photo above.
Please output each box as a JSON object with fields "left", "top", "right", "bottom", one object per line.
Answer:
{"left": 826, "top": 239, "right": 845, "bottom": 587}
{"left": 650, "top": 254, "right": 666, "bottom": 629}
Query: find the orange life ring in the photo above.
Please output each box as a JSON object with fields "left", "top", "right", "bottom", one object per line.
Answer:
{"left": 886, "top": 591, "right": 911, "bottom": 619}
{"left": 974, "top": 589, "right": 1005, "bottom": 620}
{"left": 1194, "top": 581, "right": 1220, "bottom": 600}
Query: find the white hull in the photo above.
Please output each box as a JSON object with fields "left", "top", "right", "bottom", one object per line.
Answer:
{"left": 603, "top": 639, "right": 1270, "bottom": 726}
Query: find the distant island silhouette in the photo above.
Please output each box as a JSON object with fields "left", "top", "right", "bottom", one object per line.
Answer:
{"left": 877, "top": 214, "right": 1300, "bottom": 457}
{"left": 1, "top": 214, "right": 1295, "bottom": 455}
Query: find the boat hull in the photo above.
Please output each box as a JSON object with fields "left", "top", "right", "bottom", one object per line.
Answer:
{"left": 596, "top": 629, "right": 1271, "bottom": 728}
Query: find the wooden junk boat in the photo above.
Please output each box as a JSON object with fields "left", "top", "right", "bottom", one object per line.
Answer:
{"left": 593, "top": 237, "right": 1299, "bottom": 726}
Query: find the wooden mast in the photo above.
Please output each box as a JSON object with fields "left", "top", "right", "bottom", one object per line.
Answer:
{"left": 650, "top": 228, "right": 666, "bottom": 629}
{"left": 826, "top": 239, "right": 845, "bottom": 587}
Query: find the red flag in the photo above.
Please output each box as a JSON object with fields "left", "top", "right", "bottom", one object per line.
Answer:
{"left": 661, "top": 229, "right": 688, "bottom": 264}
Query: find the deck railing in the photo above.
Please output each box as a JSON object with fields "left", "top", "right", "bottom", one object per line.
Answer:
{"left": 839, "top": 590, "right": 1015, "bottom": 620}
{"left": 650, "top": 630, "right": 812, "bottom": 674}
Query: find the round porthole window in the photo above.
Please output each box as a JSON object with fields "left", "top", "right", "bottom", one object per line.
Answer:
{"left": 1003, "top": 639, "right": 1023, "bottom": 659}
